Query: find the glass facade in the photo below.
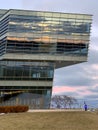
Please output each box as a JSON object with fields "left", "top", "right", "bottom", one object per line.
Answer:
{"left": 0, "top": 61, "right": 54, "bottom": 80}
{"left": 0, "top": 87, "right": 52, "bottom": 109}
{"left": 0, "top": 10, "right": 92, "bottom": 56}
{"left": 0, "top": 9, "right": 92, "bottom": 108}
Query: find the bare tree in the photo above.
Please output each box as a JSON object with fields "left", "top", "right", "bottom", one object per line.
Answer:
{"left": 66, "top": 96, "right": 77, "bottom": 108}
{"left": 51, "top": 95, "right": 62, "bottom": 108}
{"left": 51, "top": 95, "right": 78, "bottom": 109}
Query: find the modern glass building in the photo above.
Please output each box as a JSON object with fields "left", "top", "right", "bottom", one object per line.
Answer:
{"left": 0, "top": 9, "right": 92, "bottom": 109}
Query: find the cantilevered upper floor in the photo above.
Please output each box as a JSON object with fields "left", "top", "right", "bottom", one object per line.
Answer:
{"left": 0, "top": 9, "right": 92, "bottom": 68}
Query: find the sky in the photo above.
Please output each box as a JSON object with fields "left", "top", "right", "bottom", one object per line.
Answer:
{"left": 0, "top": 0, "right": 98, "bottom": 102}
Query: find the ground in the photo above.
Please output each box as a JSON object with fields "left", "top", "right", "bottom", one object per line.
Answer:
{"left": 0, "top": 111, "right": 98, "bottom": 130}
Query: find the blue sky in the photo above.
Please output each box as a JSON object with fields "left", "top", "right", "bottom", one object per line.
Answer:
{"left": 0, "top": 0, "right": 98, "bottom": 101}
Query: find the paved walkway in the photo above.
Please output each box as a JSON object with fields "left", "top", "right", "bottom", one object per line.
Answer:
{"left": 28, "top": 109, "right": 83, "bottom": 112}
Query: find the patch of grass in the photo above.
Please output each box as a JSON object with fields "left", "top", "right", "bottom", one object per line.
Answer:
{"left": 0, "top": 111, "right": 98, "bottom": 130}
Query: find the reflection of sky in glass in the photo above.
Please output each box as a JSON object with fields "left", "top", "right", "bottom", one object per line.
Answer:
{"left": 8, "top": 12, "right": 92, "bottom": 40}
{"left": 0, "top": 10, "right": 92, "bottom": 56}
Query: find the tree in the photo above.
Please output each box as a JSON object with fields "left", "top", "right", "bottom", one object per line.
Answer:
{"left": 51, "top": 95, "right": 62, "bottom": 108}
{"left": 51, "top": 95, "right": 78, "bottom": 109}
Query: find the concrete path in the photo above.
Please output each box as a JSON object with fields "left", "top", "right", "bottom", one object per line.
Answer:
{"left": 28, "top": 109, "right": 83, "bottom": 112}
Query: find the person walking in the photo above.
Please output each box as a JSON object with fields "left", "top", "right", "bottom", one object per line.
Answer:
{"left": 84, "top": 102, "right": 88, "bottom": 111}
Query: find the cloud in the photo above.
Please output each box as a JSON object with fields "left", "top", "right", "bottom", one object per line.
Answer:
{"left": 52, "top": 86, "right": 83, "bottom": 98}
{"left": 84, "top": 94, "right": 98, "bottom": 100}
{"left": 54, "top": 59, "right": 98, "bottom": 87}
{"left": 22, "top": 0, "right": 97, "bottom": 13}
{"left": 53, "top": 85, "right": 98, "bottom": 100}
{"left": 0, "top": 0, "right": 22, "bottom": 9}
{"left": 52, "top": 85, "right": 97, "bottom": 99}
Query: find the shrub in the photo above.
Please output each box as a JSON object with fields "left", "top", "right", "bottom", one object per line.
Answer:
{"left": 0, "top": 105, "right": 29, "bottom": 113}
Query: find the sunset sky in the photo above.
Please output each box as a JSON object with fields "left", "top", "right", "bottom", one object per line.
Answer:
{"left": 0, "top": 0, "right": 98, "bottom": 101}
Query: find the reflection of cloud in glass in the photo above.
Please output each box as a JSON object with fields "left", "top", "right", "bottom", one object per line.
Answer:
{"left": 34, "top": 36, "right": 52, "bottom": 43}
{"left": 0, "top": 10, "right": 91, "bottom": 57}
{"left": 8, "top": 13, "right": 91, "bottom": 43}
{"left": 7, "top": 36, "right": 28, "bottom": 41}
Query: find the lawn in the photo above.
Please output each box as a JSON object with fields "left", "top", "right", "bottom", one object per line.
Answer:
{"left": 0, "top": 111, "right": 98, "bottom": 130}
